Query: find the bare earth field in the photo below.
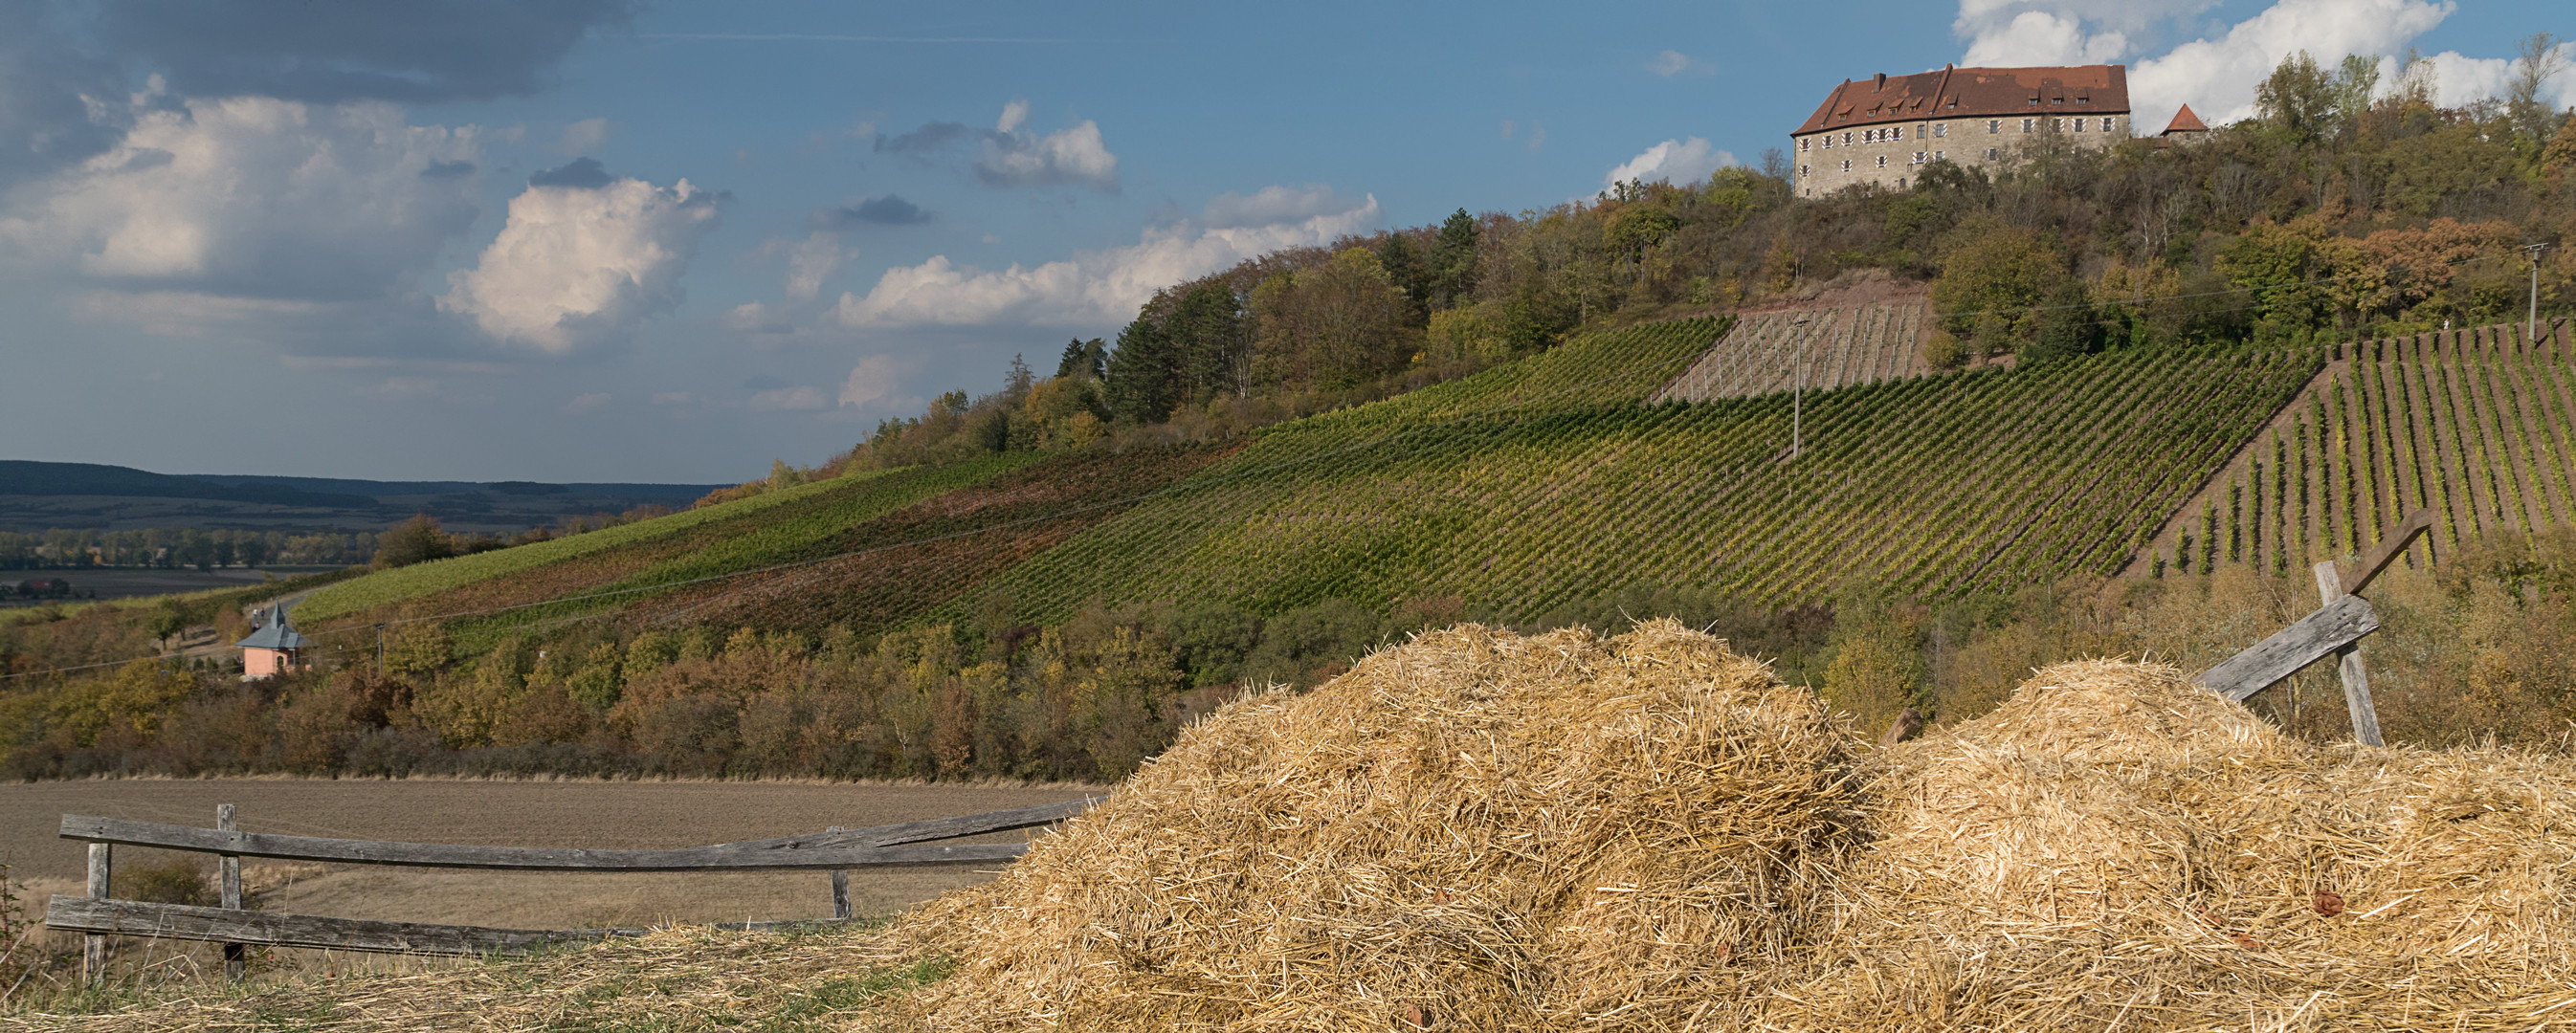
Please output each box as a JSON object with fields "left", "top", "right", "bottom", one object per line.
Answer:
{"left": 0, "top": 778, "right": 1100, "bottom": 984}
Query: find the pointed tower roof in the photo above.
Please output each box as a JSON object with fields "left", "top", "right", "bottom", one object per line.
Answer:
{"left": 2161, "top": 104, "right": 2209, "bottom": 135}
{"left": 234, "top": 604, "right": 313, "bottom": 651}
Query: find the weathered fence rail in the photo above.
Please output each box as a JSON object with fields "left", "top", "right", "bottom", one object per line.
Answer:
{"left": 47, "top": 797, "right": 1097, "bottom": 980}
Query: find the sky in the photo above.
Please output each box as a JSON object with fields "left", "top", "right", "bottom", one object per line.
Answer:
{"left": 1, "top": 0, "right": 2568, "bottom": 484}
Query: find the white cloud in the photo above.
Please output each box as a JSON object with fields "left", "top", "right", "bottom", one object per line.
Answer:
{"left": 1605, "top": 138, "right": 1736, "bottom": 187}
{"left": 1202, "top": 185, "right": 1370, "bottom": 229}
{"left": 2411, "top": 47, "right": 2576, "bottom": 110}
{"left": 1962, "top": 11, "right": 2129, "bottom": 65}
{"left": 748, "top": 385, "right": 826, "bottom": 410}
{"left": 975, "top": 101, "right": 1119, "bottom": 192}
{"left": 557, "top": 117, "right": 611, "bottom": 153}
{"left": 833, "top": 190, "right": 1381, "bottom": 329}
{"left": 652, "top": 391, "right": 693, "bottom": 405}
{"left": 723, "top": 299, "right": 789, "bottom": 333}
{"left": 783, "top": 231, "right": 850, "bottom": 300}
{"left": 1948, "top": 0, "right": 2508, "bottom": 131}
{"left": 564, "top": 391, "right": 610, "bottom": 413}
{"left": 1648, "top": 50, "right": 1701, "bottom": 77}
{"left": 369, "top": 376, "right": 439, "bottom": 399}
{"left": 0, "top": 95, "right": 481, "bottom": 304}
{"left": 838, "top": 354, "right": 899, "bottom": 408}
{"left": 2127, "top": 0, "right": 2452, "bottom": 126}
{"left": 438, "top": 174, "right": 723, "bottom": 355}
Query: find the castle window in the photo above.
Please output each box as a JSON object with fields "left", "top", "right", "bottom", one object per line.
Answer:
{"left": 1875, "top": 155, "right": 1886, "bottom": 168}
{"left": 2054, "top": 118, "right": 2064, "bottom": 131}
{"left": 1913, "top": 150, "right": 1926, "bottom": 164}
{"left": 1986, "top": 147, "right": 1998, "bottom": 160}
{"left": 2074, "top": 118, "right": 2086, "bottom": 131}
{"left": 2105, "top": 117, "right": 2119, "bottom": 133}
{"left": 1933, "top": 122, "right": 1946, "bottom": 137}
{"left": 1988, "top": 120, "right": 2001, "bottom": 133}
{"left": 1800, "top": 138, "right": 1810, "bottom": 151}
{"left": 2022, "top": 118, "right": 2034, "bottom": 132}
{"left": 1841, "top": 159, "right": 1852, "bottom": 171}
{"left": 1842, "top": 131, "right": 1852, "bottom": 144}
{"left": 1935, "top": 150, "right": 1944, "bottom": 160}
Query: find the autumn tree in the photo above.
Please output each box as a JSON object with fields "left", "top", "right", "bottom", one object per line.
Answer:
{"left": 373, "top": 515, "right": 455, "bottom": 569}
{"left": 1250, "top": 248, "right": 1413, "bottom": 391}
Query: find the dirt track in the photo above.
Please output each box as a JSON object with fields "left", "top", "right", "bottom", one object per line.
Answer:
{"left": 0, "top": 779, "right": 1101, "bottom": 929}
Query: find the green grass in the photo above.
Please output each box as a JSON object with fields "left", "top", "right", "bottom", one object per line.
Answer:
{"left": 299, "top": 457, "right": 1045, "bottom": 625}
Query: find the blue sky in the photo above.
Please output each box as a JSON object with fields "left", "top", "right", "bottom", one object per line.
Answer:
{"left": 1, "top": 0, "right": 2566, "bottom": 483}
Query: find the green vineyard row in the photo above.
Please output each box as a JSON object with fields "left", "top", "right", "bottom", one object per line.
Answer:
{"left": 2143, "top": 321, "right": 2576, "bottom": 577}
{"left": 924, "top": 323, "right": 2318, "bottom": 626}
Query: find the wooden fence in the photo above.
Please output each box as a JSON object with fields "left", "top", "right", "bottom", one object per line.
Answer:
{"left": 45, "top": 797, "right": 1095, "bottom": 982}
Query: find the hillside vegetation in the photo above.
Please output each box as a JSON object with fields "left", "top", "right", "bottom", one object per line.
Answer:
{"left": 918, "top": 329, "right": 2313, "bottom": 629}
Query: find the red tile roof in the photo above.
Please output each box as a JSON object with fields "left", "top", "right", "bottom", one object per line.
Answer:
{"left": 1792, "top": 64, "right": 2130, "bottom": 136}
{"left": 2161, "top": 104, "right": 2209, "bottom": 134}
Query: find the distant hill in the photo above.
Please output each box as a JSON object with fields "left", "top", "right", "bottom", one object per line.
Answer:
{"left": 0, "top": 460, "right": 726, "bottom": 535}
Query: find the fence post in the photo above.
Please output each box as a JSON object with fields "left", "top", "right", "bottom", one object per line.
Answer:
{"left": 218, "top": 804, "right": 243, "bottom": 982}
{"left": 83, "top": 843, "right": 109, "bottom": 985}
{"left": 2314, "top": 560, "right": 2386, "bottom": 747}
{"left": 827, "top": 827, "right": 851, "bottom": 920}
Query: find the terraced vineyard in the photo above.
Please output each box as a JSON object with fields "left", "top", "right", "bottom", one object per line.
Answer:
{"left": 299, "top": 452, "right": 1053, "bottom": 626}
{"left": 1652, "top": 289, "right": 1932, "bottom": 403}
{"left": 914, "top": 336, "right": 2316, "bottom": 625}
{"left": 2133, "top": 320, "right": 2576, "bottom": 576}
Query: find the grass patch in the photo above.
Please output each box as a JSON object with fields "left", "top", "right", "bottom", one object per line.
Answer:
{"left": 296, "top": 471, "right": 906, "bottom": 623}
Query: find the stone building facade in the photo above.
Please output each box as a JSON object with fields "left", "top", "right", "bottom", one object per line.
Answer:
{"left": 1790, "top": 64, "right": 2132, "bottom": 196}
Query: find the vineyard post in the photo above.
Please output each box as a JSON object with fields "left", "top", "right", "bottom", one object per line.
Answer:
{"left": 1791, "top": 317, "right": 1811, "bottom": 460}
{"left": 2530, "top": 243, "right": 2554, "bottom": 348}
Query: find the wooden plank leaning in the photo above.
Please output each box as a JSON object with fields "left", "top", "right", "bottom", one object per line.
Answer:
{"left": 2190, "top": 594, "right": 2381, "bottom": 702}
{"left": 55, "top": 817, "right": 1033, "bottom": 871}
{"left": 2315, "top": 562, "right": 2387, "bottom": 747}
{"left": 41, "top": 898, "right": 857, "bottom": 957}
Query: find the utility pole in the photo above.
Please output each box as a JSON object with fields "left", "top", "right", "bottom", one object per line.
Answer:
{"left": 2528, "top": 243, "right": 2555, "bottom": 346}
{"left": 1790, "top": 317, "right": 1811, "bottom": 460}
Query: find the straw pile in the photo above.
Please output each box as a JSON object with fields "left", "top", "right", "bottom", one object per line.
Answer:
{"left": 871, "top": 626, "right": 2576, "bottom": 1030}
{"left": 882, "top": 620, "right": 1866, "bottom": 1029}
{"left": 1775, "top": 659, "right": 2576, "bottom": 1028}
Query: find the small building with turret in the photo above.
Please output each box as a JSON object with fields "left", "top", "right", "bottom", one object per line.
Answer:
{"left": 235, "top": 604, "right": 312, "bottom": 680}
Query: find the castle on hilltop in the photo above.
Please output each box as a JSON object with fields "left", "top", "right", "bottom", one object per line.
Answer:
{"left": 1790, "top": 64, "right": 2139, "bottom": 196}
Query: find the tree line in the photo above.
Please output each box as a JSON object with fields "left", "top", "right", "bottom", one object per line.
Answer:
{"left": 0, "top": 528, "right": 378, "bottom": 571}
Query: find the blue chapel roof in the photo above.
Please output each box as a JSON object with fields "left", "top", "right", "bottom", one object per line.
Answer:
{"left": 234, "top": 604, "right": 313, "bottom": 651}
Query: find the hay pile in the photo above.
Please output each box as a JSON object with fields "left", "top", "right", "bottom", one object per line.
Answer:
{"left": 884, "top": 621, "right": 1863, "bottom": 1028}
{"left": 877, "top": 624, "right": 2576, "bottom": 1030}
